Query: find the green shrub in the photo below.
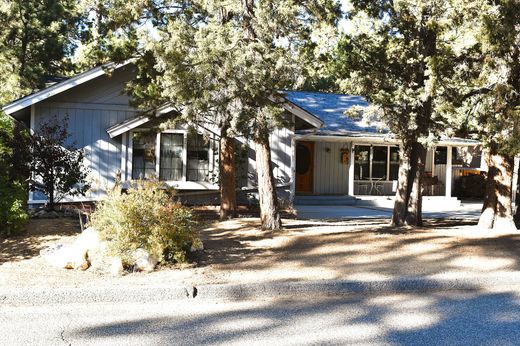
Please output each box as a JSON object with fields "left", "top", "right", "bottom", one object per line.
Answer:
{"left": 89, "top": 181, "right": 197, "bottom": 264}
{"left": 0, "top": 179, "right": 28, "bottom": 237}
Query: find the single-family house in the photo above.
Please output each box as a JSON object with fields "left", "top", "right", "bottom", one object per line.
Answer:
{"left": 2, "top": 63, "right": 493, "bottom": 207}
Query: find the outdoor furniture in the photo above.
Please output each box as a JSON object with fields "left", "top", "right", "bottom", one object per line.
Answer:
{"left": 422, "top": 175, "right": 443, "bottom": 196}
{"left": 369, "top": 177, "right": 385, "bottom": 195}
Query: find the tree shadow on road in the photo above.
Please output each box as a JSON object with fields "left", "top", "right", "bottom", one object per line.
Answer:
{"left": 70, "top": 288, "right": 520, "bottom": 345}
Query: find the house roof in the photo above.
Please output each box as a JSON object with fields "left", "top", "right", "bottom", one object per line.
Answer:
{"left": 284, "top": 91, "right": 480, "bottom": 146}
{"left": 1, "top": 61, "right": 130, "bottom": 116}
{"left": 283, "top": 91, "right": 384, "bottom": 136}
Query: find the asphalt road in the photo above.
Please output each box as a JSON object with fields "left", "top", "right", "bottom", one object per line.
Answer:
{"left": 3, "top": 288, "right": 520, "bottom": 345}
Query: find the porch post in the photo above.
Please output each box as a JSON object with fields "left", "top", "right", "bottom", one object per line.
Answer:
{"left": 512, "top": 156, "right": 519, "bottom": 205}
{"left": 348, "top": 143, "right": 355, "bottom": 196}
{"left": 445, "top": 146, "right": 453, "bottom": 198}
{"left": 290, "top": 136, "right": 296, "bottom": 203}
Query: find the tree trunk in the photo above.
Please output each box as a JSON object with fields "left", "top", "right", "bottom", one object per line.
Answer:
{"left": 478, "top": 149, "right": 517, "bottom": 231}
{"left": 405, "top": 142, "right": 427, "bottom": 226}
{"left": 255, "top": 132, "right": 282, "bottom": 231}
{"left": 392, "top": 144, "right": 412, "bottom": 226}
{"left": 494, "top": 154, "right": 516, "bottom": 230}
{"left": 219, "top": 133, "right": 237, "bottom": 220}
{"left": 478, "top": 149, "right": 498, "bottom": 229}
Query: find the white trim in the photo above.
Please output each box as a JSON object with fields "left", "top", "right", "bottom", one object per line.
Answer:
{"left": 513, "top": 157, "right": 519, "bottom": 205}
{"left": 281, "top": 101, "right": 323, "bottom": 129}
{"left": 162, "top": 181, "right": 219, "bottom": 190}
{"left": 348, "top": 143, "right": 355, "bottom": 196}
{"left": 386, "top": 145, "right": 391, "bottom": 180}
{"left": 107, "top": 116, "right": 150, "bottom": 138}
{"left": 128, "top": 131, "right": 133, "bottom": 179}
{"left": 121, "top": 133, "right": 127, "bottom": 180}
{"left": 182, "top": 133, "right": 188, "bottom": 181}
{"left": 155, "top": 132, "right": 161, "bottom": 177}
{"left": 29, "top": 105, "right": 36, "bottom": 202}
{"left": 2, "top": 61, "right": 131, "bottom": 115}
{"left": 446, "top": 146, "right": 453, "bottom": 198}
{"left": 295, "top": 134, "right": 481, "bottom": 147}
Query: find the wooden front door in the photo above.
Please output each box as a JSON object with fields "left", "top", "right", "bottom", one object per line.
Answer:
{"left": 295, "top": 141, "right": 314, "bottom": 194}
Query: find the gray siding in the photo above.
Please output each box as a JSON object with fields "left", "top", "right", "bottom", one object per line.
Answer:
{"left": 33, "top": 103, "right": 138, "bottom": 201}
{"left": 313, "top": 141, "right": 350, "bottom": 194}
{"left": 48, "top": 65, "right": 135, "bottom": 105}
{"left": 246, "top": 126, "right": 294, "bottom": 191}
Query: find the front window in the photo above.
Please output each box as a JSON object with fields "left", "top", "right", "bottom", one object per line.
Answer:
{"left": 354, "top": 145, "right": 370, "bottom": 180}
{"left": 355, "top": 145, "right": 397, "bottom": 180}
{"left": 372, "top": 146, "right": 388, "bottom": 179}
{"left": 160, "top": 133, "right": 184, "bottom": 181}
{"left": 187, "top": 133, "right": 210, "bottom": 182}
{"left": 131, "top": 130, "right": 213, "bottom": 183}
{"left": 132, "top": 133, "right": 156, "bottom": 179}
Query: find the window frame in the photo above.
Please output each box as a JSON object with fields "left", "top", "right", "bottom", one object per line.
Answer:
{"left": 128, "top": 128, "right": 217, "bottom": 189}
{"left": 353, "top": 144, "right": 399, "bottom": 181}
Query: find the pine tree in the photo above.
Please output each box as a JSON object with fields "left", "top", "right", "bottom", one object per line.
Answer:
{"left": 333, "top": 0, "right": 480, "bottom": 226}
{"left": 109, "top": 0, "right": 340, "bottom": 229}
{"left": 446, "top": 0, "right": 520, "bottom": 231}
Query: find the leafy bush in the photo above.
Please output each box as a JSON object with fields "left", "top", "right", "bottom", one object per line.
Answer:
{"left": 0, "top": 179, "right": 28, "bottom": 237}
{"left": 89, "top": 181, "right": 197, "bottom": 264}
{"left": 0, "top": 114, "right": 29, "bottom": 237}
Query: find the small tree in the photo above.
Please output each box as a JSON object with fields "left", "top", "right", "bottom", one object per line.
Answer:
{"left": 30, "top": 115, "right": 89, "bottom": 210}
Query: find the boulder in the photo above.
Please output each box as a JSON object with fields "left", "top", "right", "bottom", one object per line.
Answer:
{"left": 40, "top": 243, "right": 89, "bottom": 270}
{"left": 109, "top": 257, "right": 124, "bottom": 276}
{"left": 132, "top": 248, "right": 158, "bottom": 272}
{"left": 76, "top": 227, "right": 101, "bottom": 255}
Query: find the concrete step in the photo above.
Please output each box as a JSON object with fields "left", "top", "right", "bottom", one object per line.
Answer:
{"left": 294, "top": 195, "right": 359, "bottom": 206}
{"left": 356, "top": 196, "right": 462, "bottom": 210}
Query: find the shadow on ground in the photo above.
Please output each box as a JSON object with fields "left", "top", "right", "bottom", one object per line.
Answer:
{"left": 194, "top": 218, "right": 520, "bottom": 282}
{"left": 70, "top": 288, "right": 520, "bottom": 344}
{"left": 0, "top": 218, "right": 80, "bottom": 264}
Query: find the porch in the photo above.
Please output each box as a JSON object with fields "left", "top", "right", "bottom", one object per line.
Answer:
{"left": 293, "top": 138, "right": 485, "bottom": 202}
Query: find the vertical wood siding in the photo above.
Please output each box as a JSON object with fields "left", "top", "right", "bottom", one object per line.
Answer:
{"left": 313, "top": 141, "right": 350, "bottom": 194}
{"left": 33, "top": 103, "right": 138, "bottom": 201}
{"left": 246, "top": 125, "right": 294, "bottom": 189}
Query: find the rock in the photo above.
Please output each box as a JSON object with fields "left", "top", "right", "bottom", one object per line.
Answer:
{"left": 41, "top": 243, "right": 89, "bottom": 270}
{"left": 132, "top": 248, "right": 158, "bottom": 272}
{"left": 109, "top": 257, "right": 124, "bottom": 276}
{"left": 190, "top": 238, "right": 204, "bottom": 253}
{"left": 76, "top": 227, "right": 101, "bottom": 254}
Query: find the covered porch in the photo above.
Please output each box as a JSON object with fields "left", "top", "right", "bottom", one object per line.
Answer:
{"left": 292, "top": 136, "right": 485, "bottom": 201}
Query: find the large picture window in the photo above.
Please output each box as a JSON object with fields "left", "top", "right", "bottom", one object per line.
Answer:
{"left": 130, "top": 129, "right": 213, "bottom": 184}
{"left": 355, "top": 145, "right": 398, "bottom": 181}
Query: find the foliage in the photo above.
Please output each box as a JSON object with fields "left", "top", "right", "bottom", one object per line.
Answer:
{"left": 332, "top": 0, "right": 483, "bottom": 226}
{"left": 446, "top": 0, "right": 520, "bottom": 158}
{"left": 30, "top": 115, "right": 89, "bottom": 210}
{"left": 0, "top": 0, "right": 81, "bottom": 102}
{"left": 0, "top": 115, "right": 29, "bottom": 236}
{"left": 89, "top": 181, "right": 197, "bottom": 264}
{"left": 0, "top": 178, "right": 28, "bottom": 237}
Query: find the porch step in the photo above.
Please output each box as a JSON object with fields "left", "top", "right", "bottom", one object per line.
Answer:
{"left": 294, "top": 195, "right": 359, "bottom": 206}
{"left": 356, "top": 196, "right": 462, "bottom": 210}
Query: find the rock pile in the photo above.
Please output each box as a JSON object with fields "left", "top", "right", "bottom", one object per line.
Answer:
{"left": 40, "top": 227, "right": 163, "bottom": 275}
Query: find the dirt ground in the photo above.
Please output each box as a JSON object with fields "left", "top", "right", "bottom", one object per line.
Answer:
{"left": 2, "top": 216, "right": 520, "bottom": 289}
